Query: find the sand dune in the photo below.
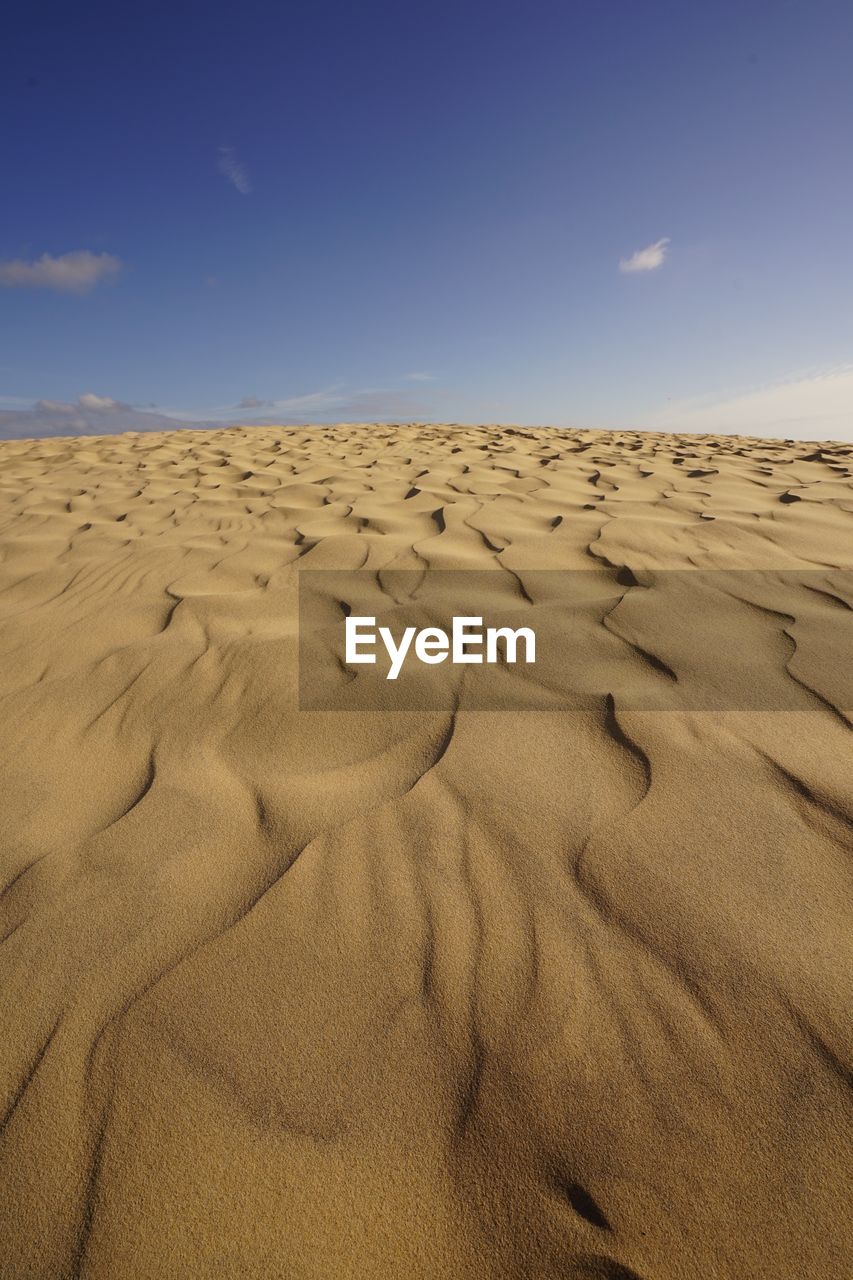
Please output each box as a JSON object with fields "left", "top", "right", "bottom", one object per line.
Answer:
{"left": 0, "top": 423, "right": 851, "bottom": 1278}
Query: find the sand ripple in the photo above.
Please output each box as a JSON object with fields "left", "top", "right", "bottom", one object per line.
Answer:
{"left": 0, "top": 424, "right": 851, "bottom": 1278}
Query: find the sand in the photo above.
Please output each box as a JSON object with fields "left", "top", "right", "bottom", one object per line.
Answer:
{"left": 0, "top": 422, "right": 851, "bottom": 1279}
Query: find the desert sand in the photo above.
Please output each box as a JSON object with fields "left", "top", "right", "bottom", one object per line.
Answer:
{"left": 0, "top": 422, "right": 851, "bottom": 1279}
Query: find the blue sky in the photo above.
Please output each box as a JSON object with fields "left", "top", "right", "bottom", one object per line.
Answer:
{"left": 2, "top": 0, "right": 853, "bottom": 439}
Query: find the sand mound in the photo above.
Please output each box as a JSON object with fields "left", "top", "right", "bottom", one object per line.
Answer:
{"left": 0, "top": 423, "right": 851, "bottom": 1278}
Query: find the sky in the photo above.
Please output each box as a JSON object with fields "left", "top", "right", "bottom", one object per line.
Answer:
{"left": 2, "top": 0, "right": 853, "bottom": 441}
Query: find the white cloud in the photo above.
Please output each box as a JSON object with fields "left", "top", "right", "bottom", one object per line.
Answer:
{"left": 218, "top": 145, "right": 251, "bottom": 194}
{"left": 619, "top": 237, "right": 670, "bottom": 274}
{"left": 0, "top": 250, "right": 122, "bottom": 293}
{"left": 30, "top": 393, "right": 127, "bottom": 413}
{"left": 405, "top": 372, "right": 434, "bottom": 382}
{"left": 78, "top": 392, "right": 123, "bottom": 410}
{"left": 644, "top": 365, "right": 853, "bottom": 442}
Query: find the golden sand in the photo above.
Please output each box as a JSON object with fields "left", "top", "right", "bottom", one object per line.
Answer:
{"left": 0, "top": 423, "right": 851, "bottom": 1278}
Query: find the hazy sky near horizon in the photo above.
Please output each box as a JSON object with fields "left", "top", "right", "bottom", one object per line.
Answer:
{"left": 2, "top": 0, "right": 853, "bottom": 440}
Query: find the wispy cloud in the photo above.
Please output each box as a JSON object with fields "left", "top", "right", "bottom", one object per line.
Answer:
{"left": 0, "top": 250, "right": 122, "bottom": 293}
{"left": 213, "top": 384, "right": 439, "bottom": 424}
{"left": 218, "top": 145, "right": 251, "bottom": 194}
{"left": 645, "top": 365, "right": 853, "bottom": 442}
{"left": 619, "top": 237, "right": 670, "bottom": 274}
{"left": 404, "top": 372, "right": 434, "bottom": 382}
{"left": 32, "top": 399, "right": 77, "bottom": 413}
{"left": 268, "top": 386, "right": 433, "bottom": 422}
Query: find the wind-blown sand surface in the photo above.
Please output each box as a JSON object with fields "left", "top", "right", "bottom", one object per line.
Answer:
{"left": 0, "top": 423, "right": 851, "bottom": 1279}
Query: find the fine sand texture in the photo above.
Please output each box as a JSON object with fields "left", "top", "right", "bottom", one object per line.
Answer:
{"left": 0, "top": 423, "right": 851, "bottom": 1279}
